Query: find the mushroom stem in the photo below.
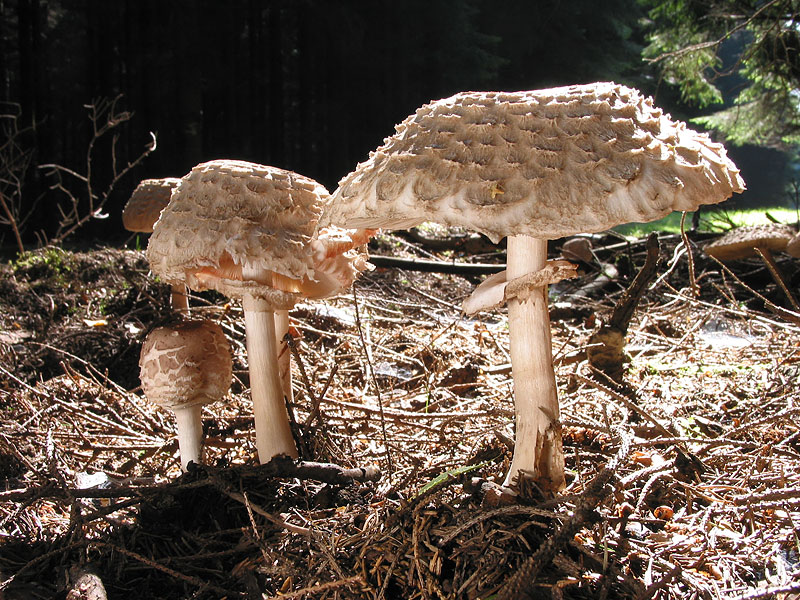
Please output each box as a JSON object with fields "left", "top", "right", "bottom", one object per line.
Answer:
{"left": 504, "top": 234, "right": 566, "bottom": 493}
{"left": 274, "top": 310, "right": 293, "bottom": 404}
{"left": 241, "top": 267, "right": 298, "bottom": 462}
{"left": 173, "top": 404, "right": 203, "bottom": 471}
{"left": 171, "top": 283, "right": 190, "bottom": 313}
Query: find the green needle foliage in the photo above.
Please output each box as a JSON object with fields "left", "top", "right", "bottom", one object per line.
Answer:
{"left": 642, "top": 0, "right": 800, "bottom": 148}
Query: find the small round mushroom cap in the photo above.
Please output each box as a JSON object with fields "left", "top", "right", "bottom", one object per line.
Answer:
{"left": 139, "top": 319, "right": 232, "bottom": 410}
{"left": 705, "top": 223, "right": 797, "bottom": 261}
{"left": 147, "top": 160, "right": 367, "bottom": 306}
{"left": 122, "top": 178, "right": 182, "bottom": 233}
{"left": 323, "top": 83, "right": 745, "bottom": 242}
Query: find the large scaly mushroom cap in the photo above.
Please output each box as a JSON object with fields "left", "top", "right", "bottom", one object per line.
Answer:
{"left": 139, "top": 319, "right": 232, "bottom": 411}
{"left": 122, "top": 177, "right": 182, "bottom": 233}
{"left": 147, "top": 160, "right": 368, "bottom": 307}
{"left": 323, "top": 82, "right": 745, "bottom": 241}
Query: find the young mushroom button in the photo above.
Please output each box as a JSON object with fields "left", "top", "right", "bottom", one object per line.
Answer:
{"left": 139, "top": 319, "right": 232, "bottom": 471}
{"left": 321, "top": 82, "right": 745, "bottom": 494}
{"left": 146, "top": 160, "right": 369, "bottom": 464}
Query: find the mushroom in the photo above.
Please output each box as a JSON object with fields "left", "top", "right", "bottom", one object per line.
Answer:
{"left": 322, "top": 83, "right": 744, "bottom": 493}
{"left": 139, "top": 319, "right": 232, "bottom": 471}
{"left": 788, "top": 231, "right": 800, "bottom": 258}
{"left": 122, "top": 177, "right": 188, "bottom": 311}
{"left": 147, "top": 160, "right": 369, "bottom": 463}
{"left": 705, "top": 223, "right": 799, "bottom": 309}
{"left": 122, "top": 178, "right": 182, "bottom": 233}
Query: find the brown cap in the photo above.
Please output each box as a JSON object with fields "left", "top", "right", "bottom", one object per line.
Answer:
{"left": 122, "top": 178, "right": 181, "bottom": 232}
{"left": 139, "top": 319, "right": 232, "bottom": 410}
{"left": 705, "top": 223, "right": 797, "bottom": 261}
{"left": 146, "top": 160, "right": 368, "bottom": 308}
{"left": 323, "top": 83, "right": 744, "bottom": 242}
{"left": 786, "top": 231, "right": 800, "bottom": 258}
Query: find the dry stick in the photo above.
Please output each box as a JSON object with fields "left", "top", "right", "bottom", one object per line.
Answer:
{"left": 587, "top": 233, "right": 661, "bottom": 380}
{"left": 369, "top": 254, "right": 504, "bottom": 275}
{"left": 241, "top": 490, "right": 275, "bottom": 565}
{"left": 705, "top": 254, "right": 800, "bottom": 326}
{"left": 753, "top": 247, "right": 800, "bottom": 310}
{"left": 352, "top": 283, "right": 393, "bottom": 478}
{"left": 283, "top": 333, "right": 339, "bottom": 429}
{"left": 734, "top": 581, "right": 800, "bottom": 600}
{"left": 218, "top": 487, "right": 312, "bottom": 536}
{"left": 496, "top": 428, "right": 633, "bottom": 600}
{"left": 92, "top": 542, "right": 244, "bottom": 598}
{"left": 0, "top": 458, "right": 381, "bottom": 504}
{"left": 0, "top": 189, "right": 23, "bottom": 255}
{"left": 437, "top": 505, "right": 558, "bottom": 547}
{"left": 0, "top": 541, "right": 86, "bottom": 592}
{"left": 575, "top": 373, "right": 674, "bottom": 440}
{"left": 262, "top": 575, "right": 366, "bottom": 600}
{"left": 634, "top": 563, "right": 682, "bottom": 600}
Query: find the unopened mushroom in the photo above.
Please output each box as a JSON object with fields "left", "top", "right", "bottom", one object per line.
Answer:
{"left": 122, "top": 177, "right": 188, "bottom": 311}
{"left": 147, "top": 160, "right": 369, "bottom": 464}
{"left": 139, "top": 319, "right": 232, "bottom": 471}
{"left": 322, "top": 83, "right": 744, "bottom": 493}
{"left": 705, "top": 223, "right": 799, "bottom": 309}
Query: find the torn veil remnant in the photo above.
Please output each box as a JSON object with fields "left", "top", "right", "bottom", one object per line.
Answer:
{"left": 147, "top": 160, "right": 369, "bottom": 464}
{"left": 322, "top": 82, "right": 744, "bottom": 493}
{"left": 140, "top": 319, "right": 232, "bottom": 471}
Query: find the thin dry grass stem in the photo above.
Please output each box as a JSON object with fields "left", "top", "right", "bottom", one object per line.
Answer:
{"left": 752, "top": 246, "right": 800, "bottom": 310}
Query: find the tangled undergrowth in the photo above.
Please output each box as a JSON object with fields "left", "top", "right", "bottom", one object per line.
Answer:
{"left": 0, "top": 230, "right": 798, "bottom": 599}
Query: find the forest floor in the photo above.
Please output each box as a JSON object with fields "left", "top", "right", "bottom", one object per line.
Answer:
{"left": 0, "top": 228, "right": 799, "bottom": 600}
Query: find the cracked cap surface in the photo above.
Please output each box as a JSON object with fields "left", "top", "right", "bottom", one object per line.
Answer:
{"left": 139, "top": 319, "right": 232, "bottom": 410}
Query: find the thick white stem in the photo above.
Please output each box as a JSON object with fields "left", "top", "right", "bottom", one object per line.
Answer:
{"left": 274, "top": 310, "right": 293, "bottom": 404}
{"left": 171, "top": 283, "right": 190, "bottom": 313}
{"left": 504, "top": 234, "right": 565, "bottom": 492}
{"left": 241, "top": 268, "right": 298, "bottom": 463}
{"left": 173, "top": 404, "right": 203, "bottom": 471}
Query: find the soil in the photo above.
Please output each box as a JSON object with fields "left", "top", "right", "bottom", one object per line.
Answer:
{"left": 1, "top": 230, "right": 799, "bottom": 599}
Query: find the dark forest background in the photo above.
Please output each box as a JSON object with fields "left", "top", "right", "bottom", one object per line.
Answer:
{"left": 0, "top": 0, "right": 791, "bottom": 247}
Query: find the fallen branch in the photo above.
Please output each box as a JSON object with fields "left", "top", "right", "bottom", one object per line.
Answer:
{"left": 0, "top": 457, "right": 381, "bottom": 503}
{"left": 369, "top": 254, "right": 504, "bottom": 275}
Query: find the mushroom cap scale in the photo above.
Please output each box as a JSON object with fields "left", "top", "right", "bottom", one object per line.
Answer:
{"left": 122, "top": 178, "right": 182, "bottom": 233}
{"left": 147, "top": 160, "right": 368, "bottom": 305}
{"left": 705, "top": 223, "right": 797, "bottom": 261}
{"left": 139, "top": 320, "right": 232, "bottom": 410}
{"left": 323, "top": 83, "right": 745, "bottom": 242}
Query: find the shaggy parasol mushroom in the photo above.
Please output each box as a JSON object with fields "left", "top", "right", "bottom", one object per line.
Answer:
{"left": 147, "top": 160, "right": 369, "bottom": 463}
{"left": 122, "top": 177, "right": 188, "bottom": 311}
{"left": 322, "top": 82, "right": 744, "bottom": 493}
{"left": 705, "top": 223, "right": 799, "bottom": 309}
{"left": 140, "top": 319, "right": 232, "bottom": 470}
